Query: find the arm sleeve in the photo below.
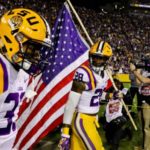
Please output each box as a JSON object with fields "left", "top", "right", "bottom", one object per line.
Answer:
{"left": 63, "top": 91, "right": 81, "bottom": 125}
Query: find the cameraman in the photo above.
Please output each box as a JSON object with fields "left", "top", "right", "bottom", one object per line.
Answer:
{"left": 130, "top": 61, "right": 150, "bottom": 150}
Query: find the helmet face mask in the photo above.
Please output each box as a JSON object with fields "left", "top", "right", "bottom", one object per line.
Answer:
{"left": 90, "top": 54, "right": 109, "bottom": 67}
{"left": 0, "top": 8, "right": 52, "bottom": 76}
{"left": 89, "top": 40, "right": 112, "bottom": 74}
{"left": 12, "top": 40, "right": 51, "bottom": 75}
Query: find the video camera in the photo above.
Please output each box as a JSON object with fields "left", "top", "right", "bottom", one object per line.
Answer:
{"left": 130, "top": 55, "right": 150, "bottom": 71}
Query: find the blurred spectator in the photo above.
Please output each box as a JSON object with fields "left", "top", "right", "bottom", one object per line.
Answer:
{"left": 130, "top": 61, "right": 150, "bottom": 150}
{"left": 129, "top": 71, "right": 141, "bottom": 110}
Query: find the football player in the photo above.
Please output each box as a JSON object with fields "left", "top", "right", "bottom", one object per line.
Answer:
{"left": 59, "top": 40, "right": 113, "bottom": 150}
{"left": 0, "top": 8, "right": 51, "bottom": 150}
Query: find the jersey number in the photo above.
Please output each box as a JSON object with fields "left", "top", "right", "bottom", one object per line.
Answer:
{"left": 90, "top": 89, "right": 102, "bottom": 106}
{"left": 74, "top": 72, "right": 83, "bottom": 82}
{"left": 0, "top": 92, "right": 24, "bottom": 135}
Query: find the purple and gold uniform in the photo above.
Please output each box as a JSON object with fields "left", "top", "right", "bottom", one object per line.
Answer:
{"left": 0, "top": 7, "right": 52, "bottom": 150}
{"left": 0, "top": 54, "right": 29, "bottom": 150}
{"left": 59, "top": 40, "right": 113, "bottom": 150}
{"left": 71, "top": 65, "right": 109, "bottom": 150}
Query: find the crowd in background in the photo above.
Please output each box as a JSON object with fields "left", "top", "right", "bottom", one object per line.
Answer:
{"left": 0, "top": 0, "right": 149, "bottom": 73}
{"left": 0, "top": 1, "right": 149, "bottom": 150}
{"left": 77, "top": 7, "right": 150, "bottom": 73}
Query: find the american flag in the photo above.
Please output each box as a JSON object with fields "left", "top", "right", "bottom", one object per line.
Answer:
{"left": 14, "top": 2, "right": 89, "bottom": 149}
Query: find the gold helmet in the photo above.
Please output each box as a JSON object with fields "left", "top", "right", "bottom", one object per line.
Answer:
{"left": 0, "top": 8, "right": 51, "bottom": 75}
{"left": 89, "top": 40, "right": 112, "bottom": 57}
{"left": 89, "top": 40, "right": 113, "bottom": 74}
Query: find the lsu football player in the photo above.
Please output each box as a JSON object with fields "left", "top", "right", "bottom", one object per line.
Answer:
{"left": 59, "top": 40, "right": 113, "bottom": 150}
{"left": 0, "top": 8, "right": 51, "bottom": 150}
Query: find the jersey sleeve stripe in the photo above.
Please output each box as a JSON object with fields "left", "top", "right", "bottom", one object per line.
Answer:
{"left": 80, "top": 65, "right": 96, "bottom": 90}
{"left": 0, "top": 57, "right": 8, "bottom": 92}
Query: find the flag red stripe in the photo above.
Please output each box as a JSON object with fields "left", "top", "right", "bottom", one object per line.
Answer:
{"left": 18, "top": 94, "right": 68, "bottom": 149}
{"left": 104, "top": 79, "right": 112, "bottom": 91}
{"left": 17, "top": 98, "right": 28, "bottom": 117}
{"left": 32, "top": 115, "right": 63, "bottom": 149}
{"left": 14, "top": 71, "right": 75, "bottom": 146}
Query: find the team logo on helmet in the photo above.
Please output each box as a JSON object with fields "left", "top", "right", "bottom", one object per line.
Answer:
{"left": 9, "top": 15, "right": 23, "bottom": 29}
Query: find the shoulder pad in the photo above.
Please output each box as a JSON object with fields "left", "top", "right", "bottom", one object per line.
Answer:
{"left": 74, "top": 65, "right": 96, "bottom": 90}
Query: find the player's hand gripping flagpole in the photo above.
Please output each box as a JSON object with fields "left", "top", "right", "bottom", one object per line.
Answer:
{"left": 106, "top": 68, "right": 138, "bottom": 130}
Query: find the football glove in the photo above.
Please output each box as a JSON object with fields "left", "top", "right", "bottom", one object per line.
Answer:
{"left": 58, "top": 126, "right": 70, "bottom": 150}
{"left": 58, "top": 135, "right": 70, "bottom": 150}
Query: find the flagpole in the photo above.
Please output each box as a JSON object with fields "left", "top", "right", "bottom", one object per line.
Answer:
{"left": 66, "top": 0, "right": 94, "bottom": 46}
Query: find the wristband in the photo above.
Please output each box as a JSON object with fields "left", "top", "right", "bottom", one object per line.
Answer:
{"left": 62, "top": 127, "right": 70, "bottom": 135}
{"left": 109, "top": 93, "right": 113, "bottom": 99}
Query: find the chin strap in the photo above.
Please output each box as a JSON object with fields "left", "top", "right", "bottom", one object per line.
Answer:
{"left": 100, "top": 70, "right": 104, "bottom": 78}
